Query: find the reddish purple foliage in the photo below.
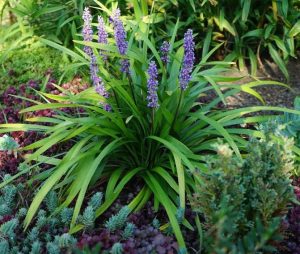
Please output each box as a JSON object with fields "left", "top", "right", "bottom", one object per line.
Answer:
{"left": 77, "top": 225, "right": 178, "bottom": 254}
{"left": 0, "top": 77, "right": 76, "bottom": 176}
{"left": 280, "top": 177, "right": 300, "bottom": 253}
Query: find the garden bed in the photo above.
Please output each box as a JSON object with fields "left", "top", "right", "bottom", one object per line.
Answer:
{"left": 0, "top": 1, "right": 300, "bottom": 253}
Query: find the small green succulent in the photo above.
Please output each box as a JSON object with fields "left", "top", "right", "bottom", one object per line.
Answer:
{"left": 111, "top": 242, "right": 123, "bottom": 254}
{"left": 0, "top": 135, "right": 19, "bottom": 156}
{"left": 105, "top": 206, "right": 130, "bottom": 232}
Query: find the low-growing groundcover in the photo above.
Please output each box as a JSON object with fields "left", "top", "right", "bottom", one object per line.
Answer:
{"left": 1, "top": 4, "right": 300, "bottom": 254}
{"left": 0, "top": 44, "right": 69, "bottom": 93}
{"left": 0, "top": 176, "right": 181, "bottom": 253}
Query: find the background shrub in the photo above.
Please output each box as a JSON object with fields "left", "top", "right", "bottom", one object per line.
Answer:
{"left": 2, "top": 0, "right": 299, "bottom": 78}
{"left": 2, "top": 0, "right": 91, "bottom": 47}
{"left": 151, "top": 0, "right": 300, "bottom": 78}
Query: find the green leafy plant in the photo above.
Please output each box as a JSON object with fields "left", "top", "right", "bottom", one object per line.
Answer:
{"left": 3, "top": 0, "right": 299, "bottom": 79}
{"left": 1, "top": 4, "right": 299, "bottom": 248}
{"left": 262, "top": 97, "right": 300, "bottom": 174}
{"left": 105, "top": 206, "right": 130, "bottom": 233}
{"left": 111, "top": 242, "right": 123, "bottom": 254}
{"left": 0, "top": 1, "right": 88, "bottom": 79}
{"left": 6, "top": 0, "right": 87, "bottom": 46}
{"left": 142, "top": 0, "right": 300, "bottom": 79}
{"left": 191, "top": 129, "right": 296, "bottom": 253}
{"left": 274, "top": 97, "right": 300, "bottom": 146}
{"left": 0, "top": 19, "right": 33, "bottom": 62}
{"left": 122, "top": 222, "right": 135, "bottom": 239}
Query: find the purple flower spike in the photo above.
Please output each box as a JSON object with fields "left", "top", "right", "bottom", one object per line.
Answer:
{"left": 90, "top": 55, "right": 104, "bottom": 88}
{"left": 97, "top": 16, "right": 108, "bottom": 60}
{"left": 110, "top": 8, "right": 121, "bottom": 23}
{"left": 95, "top": 83, "right": 109, "bottom": 98}
{"left": 179, "top": 29, "right": 195, "bottom": 90}
{"left": 103, "top": 103, "right": 112, "bottom": 112}
{"left": 112, "top": 9, "right": 128, "bottom": 55}
{"left": 82, "top": 7, "right": 93, "bottom": 57}
{"left": 91, "top": 57, "right": 109, "bottom": 98}
{"left": 147, "top": 61, "right": 159, "bottom": 108}
{"left": 97, "top": 16, "right": 108, "bottom": 44}
{"left": 160, "top": 41, "right": 170, "bottom": 64}
{"left": 82, "top": 6, "right": 110, "bottom": 110}
{"left": 120, "top": 59, "right": 130, "bottom": 74}
{"left": 111, "top": 8, "right": 130, "bottom": 73}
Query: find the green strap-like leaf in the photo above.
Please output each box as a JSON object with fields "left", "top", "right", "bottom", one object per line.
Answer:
{"left": 71, "top": 138, "right": 124, "bottom": 226}
{"left": 148, "top": 136, "right": 195, "bottom": 171}
{"left": 144, "top": 173, "right": 186, "bottom": 248}
{"left": 173, "top": 154, "right": 185, "bottom": 208}
{"left": 24, "top": 136, "right": 93, "bottom": 229}
{"left": 195, "top": 113, "right": 241, "bottom": 159}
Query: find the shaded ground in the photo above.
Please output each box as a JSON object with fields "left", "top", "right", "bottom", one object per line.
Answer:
{"left": 222, "top": 52, "right": 300, "bottom": 109}
{"left": 200, "top": 51, "right": 300, "bottom": 111}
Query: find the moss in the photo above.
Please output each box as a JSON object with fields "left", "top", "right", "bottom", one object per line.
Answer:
{"left": 0, "top": 44, "right": 68, "bottom": 92}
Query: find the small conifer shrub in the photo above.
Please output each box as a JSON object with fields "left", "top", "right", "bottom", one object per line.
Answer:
{"left": 191, "top": 128, "right": 296, "bottom": 253}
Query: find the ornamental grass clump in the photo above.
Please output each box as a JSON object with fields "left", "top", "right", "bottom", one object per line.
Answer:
{"left": 1, "top": 4, "right": 300, "bottom": 249}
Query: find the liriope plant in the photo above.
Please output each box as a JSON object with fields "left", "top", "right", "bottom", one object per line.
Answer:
{"left": 1, "top": 5, "right": 300, "bottom": 249}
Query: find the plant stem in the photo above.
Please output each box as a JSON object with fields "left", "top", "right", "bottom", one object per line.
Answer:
{"left": 162, "top": 65, "right": 167, "bottom": 91}
{"left": 146, "top": 109, "right": 155, "bottom": 168}
{"left": 151, "top": 109, "right": 154, "bottom": 134}
{"left": 113, "top": 89, "right": 121, "bottom": 111}
{"left": 170, "top": 90, "right": 183, "bottom": 133}
{"left": 128, "top": 76, "right": 137, "bottom": 104}
{"left": 105, "top": 61, "right": 121, "bottom": 111}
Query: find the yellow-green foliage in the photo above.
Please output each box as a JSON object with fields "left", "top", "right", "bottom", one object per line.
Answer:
{"left": 0, "top": 45, "right": 67, "bottom": 92}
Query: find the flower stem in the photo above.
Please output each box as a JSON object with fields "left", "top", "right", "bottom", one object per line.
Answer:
{"left": 146, "top": 109, "right": 155, "bottom": 168}
{"left": 107, "top": 62, "right": 121, "bottom": 111}
{"left": 151, "top": 109, "right": 155, "bottom": 134}
{"left": 170, "top": 90, "right": 183, "bottom": 133}
{"left": 113, "top": 89, "right": 121, "bottom": 110}
{"left": 128, "top": 76, "right": 136, "bottom": 104}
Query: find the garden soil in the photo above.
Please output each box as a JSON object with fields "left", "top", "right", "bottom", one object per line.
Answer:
{"left": 201, "top": 51, "right": 300, "bottom": 110}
